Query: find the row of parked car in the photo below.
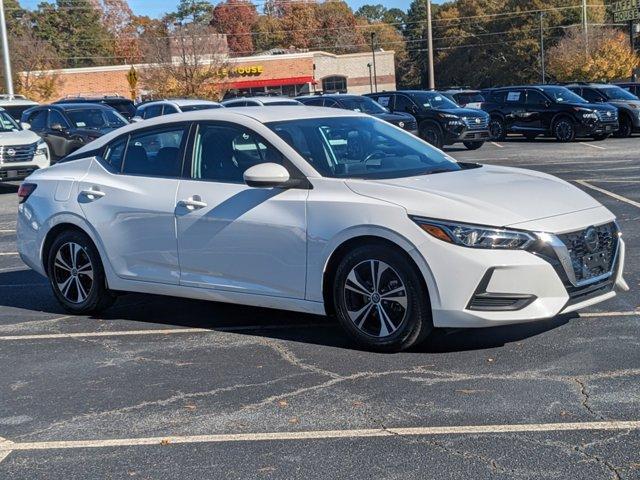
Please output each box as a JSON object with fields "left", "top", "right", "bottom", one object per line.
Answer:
{"left": 0, "top": 81, "right": 638, "bottom": 182}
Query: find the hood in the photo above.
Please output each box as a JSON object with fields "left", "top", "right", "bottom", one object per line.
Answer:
{"left": 603, "top": 99, "right": 640, "bottom": 110}
{"left": 438, "top": 107, "right": 488, "bottom": 117}
{"left": 0, "top": 128, "right": 41, "bottom": 146}
{"left": 346, "top": 164, "right": 602, "bottom": 228}
{"left": 562, "top": 101, "right": 616, "bottom": 112}
{"left": 372, "top": 111, "right": 416, "bottom": 125}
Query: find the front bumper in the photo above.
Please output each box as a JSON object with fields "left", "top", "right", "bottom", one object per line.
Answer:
{"left": 0, "top": 153, "right": 49, "bottom": 181}
{"left": 415, "top": 211, "right": 626, "bottom": 328}
{"left": 444, "top": 125, "right": 491, "bottom": 144}
{"left": 577, "top": 119, "right": 619, "bottom": 136}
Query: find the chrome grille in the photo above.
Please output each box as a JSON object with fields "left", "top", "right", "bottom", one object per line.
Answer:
{"left": 462, "top": 116, "right": 489, "bottom": 130}
{"left": 596, "top": 109, "right": 618, "bottom": 122}
{"left": 557, "top": 222, "right": 618, "bottom": 284}
{"left": 0, "top": 142, "right": 37, "bottom": 164}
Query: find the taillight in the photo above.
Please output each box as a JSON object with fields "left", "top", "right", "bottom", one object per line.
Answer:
{"left": 17, "top": 183, "right": 37, "bottom": 204}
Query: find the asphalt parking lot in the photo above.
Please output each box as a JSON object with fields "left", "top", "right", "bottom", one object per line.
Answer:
{"left": 0, "top": 136, "right": 639, "bottom": 479}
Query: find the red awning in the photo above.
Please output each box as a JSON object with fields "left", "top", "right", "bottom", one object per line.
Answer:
{"left": 227, "top": 76, "right": 316, "bottom": 89}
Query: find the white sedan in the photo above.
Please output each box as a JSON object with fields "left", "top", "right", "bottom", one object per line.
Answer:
{"left": 16, "top": 107, "right": 627, "bottom": 351}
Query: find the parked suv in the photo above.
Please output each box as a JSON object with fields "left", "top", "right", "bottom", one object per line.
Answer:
{"left": 133, "top": 99, "right": 223, "bottom": 121}
{"left": 21, "top": 103, "right": 128, "bottom": 162}
{"left": 0, "top": 94, "right": 39, "bottom": 122}
{"left": 54, "top": 95, "right": 136, "bottom": 120}
{"left": 365, "top": 90, "right": 490, "bottom": 149}
{"left": 565, "top": 83, "right": 640, "bottom": 138}
{"left": 482, "top": 85, "right": 619, "bottom": 142}
{"left": 296, "top": 94, "right": 418, "bottom": 135}
{"left": 0, "top": 107, "right": 49, "bottom": 181}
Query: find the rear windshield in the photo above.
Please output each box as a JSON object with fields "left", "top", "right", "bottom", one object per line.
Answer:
{"left": 2, "top": 105, "right": 35, "bottom": 121}
{"left": 180, "top": 104, "right": 222, "bottom": 112}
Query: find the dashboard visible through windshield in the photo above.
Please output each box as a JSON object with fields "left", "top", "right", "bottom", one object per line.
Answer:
{"left": 267, "top": 116, "right": 467, "bottom": 179}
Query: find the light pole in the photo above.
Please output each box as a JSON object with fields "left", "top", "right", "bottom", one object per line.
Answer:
{"left": 367, "top": 63, "right": 373, "bottom": 93}
{"left": 426, "top": 0, "right": 435, "bottom": 90}
{"left": 540, "top": 12, "right": 546, "bottom": 84}
{"left": 0, "top": 0, "right": 13, "bottom": 96}
{"left": 370, "top": 32, "right": 378, "bottom": 93}
{"left": 582, "top": 0, "right": 589, "bottom": 56}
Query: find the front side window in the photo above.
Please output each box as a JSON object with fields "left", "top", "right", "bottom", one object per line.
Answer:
{"left": 48, "top": 110, "right": 70, "bottom": 129}
{"left": 394, "top": 95, "right": 415, "bottom": 113}
{"left": 162, "top": 104, "right": 179, "bottom": 114}
{"left": 580, "top": 88, "right": 605, "bottom": 103}
{"left": 505, "top": 90, "right": 524, "bottom": 103}
{"left": 28, "top": 110, "right": 47, "bottom": 130}
{"left": 180, "top": 104, "right": 222, "bottom": 112}
{"left": 267, "top": 116, "right": 463, "bottom": 179}
{"left": 302, "top": 98, "right": 324, "bottom": 106}
{"left": 122, "top": 127, "right": 186, "bottom": 177}
{"left": 526, "top": 90, "right": 548, "bottom": 106}
{"left": 374, "top": 95, "right": 392, "bottom": 108}
{"left": 191, "top": 123, "right": 284, "bottom": 182}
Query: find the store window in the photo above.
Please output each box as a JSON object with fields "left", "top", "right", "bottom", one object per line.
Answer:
{"left": 322, "top": 76, "right": 347, "bottom": 93}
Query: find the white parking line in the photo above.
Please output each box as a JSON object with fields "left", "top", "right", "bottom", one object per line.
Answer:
{"left": 490, "top": 142, "right": 504, "bottom": 148}
{"left": 0, "top": 252, "right": 18, "bottom": 256}
{"left": 580, "top": 311, "right": 639, "bottom": 318}
{"left": 0, "top": 230, "right": 15, "bottom": 233}
{"left": 0, "top": 421, "right": 638, "bottom": 455}
{"left": 579, "top": 142, "right": 607, "bottom": 150}
{"left": 0, "top": 323, "right": 330, "bottom": 341}
{"left": 576, "top": 180, "right": 640, "bottom": 209}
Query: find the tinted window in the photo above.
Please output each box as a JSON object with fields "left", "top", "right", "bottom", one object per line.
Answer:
{"left": 0, "top": 112, "right": 19, "bottom": 132}
{"left": 301, "top": 98, "right": 324, "bottom": 106}
{"left": 122, "top": 127, "right": 186, "bottom": 177}
{"left": 526, "top": 90, "right": 548, "bottom": 106}
{"left": 323, "top": 99, "right": 340, "bottom": 108}
{"left": 49, "top": 110, "right": 70, "bottom": 128}
{"left": 488, "top": 90, "right": 507, "bottom": 103}
{"left": 109, "top": 101, "right": 136, "bottom": 118}
{"left": 103, "top": 137, "right": 127, "bottom": 172}
{"left": 267, "top": 116, "right": 461, "bottom": 179}
{"left": 223, "top": 100, "right": 246, "bottom": 108}
{"left": 579, "top": 88, "right": 604, "bottom": 103}
{"left": 28, "top": 110, "right": 47, "bottom": 130}
{"left": 374, "top": 95, "right": 392, "bottom": 109}
{"left": 539, "top": 86, "right": 586, "bottom": 104}
{"left": 180, "top": 104, "right": 222, "bottom": 112}
{"left": 338, "top": 97, "right": 387, "bottom": 114}
{"left": 394, "top": 95, "right": 415, "bottom": 113}
{"left": 191, "top": 123, "right": 284, "bottom": 182}
{"left": 67, "top": 108, "right": 127, "bottom": 129}
{"left": 144, "top": 105, "right": 163, "bottom": 119}
{"left": 162, "top": 104, "right": 179, "bottom": 114}
{"left": 599, "top": 86, "right": 638, "bottom": 101}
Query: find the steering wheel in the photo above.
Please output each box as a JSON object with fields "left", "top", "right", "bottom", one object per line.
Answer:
{"left": 363, "top": 150, "right": 386, "bottom": 165}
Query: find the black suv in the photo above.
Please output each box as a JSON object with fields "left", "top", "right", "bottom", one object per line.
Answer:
{"left": 21, "top": 103, "right": 128, "bottom": 162}
{"left": 54, "top": 95, "right": 136, "bottom": 120}
{"left": 295, "top": 94, "right": 418, "bottom": 135}
{"left": 365, "top": 90, "right": 490, "bottom": 149}
{"left": 565, "top": 83, "right": 640, "bottom": 137}
{"left": 482, "top": 85, "right": 619, "bottom": 142}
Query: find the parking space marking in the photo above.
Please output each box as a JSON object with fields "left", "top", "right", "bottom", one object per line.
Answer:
{"left": 490, "top": 142, "right": 504, "bottom": 148}
{"left": 581, "top": 311, "right": 639, "bottom": 318}
{"left": 0, "top": 421, "right": 638, "bottom": 455}
{"left": 0, "top": 229, "right": 15, "bottom": 233}
{"left": 579, "top": 142, "right": 607, "bottom": 150}
{"left": 0, "top": 323, "right": 330, "bottom": 341}
{"left": 0, "top": 252, "right": 18, "bottom": 256}
{"left": 576, "top": 180, "right": 640, "bottom": 209}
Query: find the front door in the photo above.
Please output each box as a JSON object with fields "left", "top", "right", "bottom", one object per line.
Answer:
{"left": 78, "top": 124, "right": 189, "bottom": 284}
{"left": 176, "top": 122, "right": 308, "bottom": 298}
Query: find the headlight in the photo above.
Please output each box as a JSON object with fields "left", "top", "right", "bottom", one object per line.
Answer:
{"left": 412, "top": 217, "right": 535, "bottom": 250}
{"left": 36, "top": 139, "right": 48, "bottom": 159}
{"left": 576, "top": 108, "right": 598, "bottom": 120}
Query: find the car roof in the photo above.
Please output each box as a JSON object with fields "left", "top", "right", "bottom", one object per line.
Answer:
{"left": 45, "top": 103, "right": 115, "bottom": 111}
{"left": 297, "top": 94, "right": 364, "bottom": 100}
{"left": 141, "top": 99, "right": 221, "bottom": 108}
{"left": 440, "top": 89, "right": 481, "bottom": 94}
{"left": 224, "top": 97, "right": 301, "bottom": 105}
{"left": 0, "top": 98, "right": 38, "bottom": 106}
{"left": 72, "top": 106, "right": 365, "bottom": 155}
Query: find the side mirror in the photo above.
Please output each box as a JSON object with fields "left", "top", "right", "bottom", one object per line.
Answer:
{"left": 131, "top": 116, "right": 143, "bottom": 123}
{"left": 408, "top": 105, "right": 419, "bottom": 115}
{"left": 243, "top": 163, "right": 290, "bottom": 188}
{"left": 50, "top": 123, "right": 65, "bottom": 132}
{"left": 20, "top": 122, "right": 31, "bottom": 130}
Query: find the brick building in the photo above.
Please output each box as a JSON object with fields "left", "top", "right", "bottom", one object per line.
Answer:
{"left": 29, "top": 50, "right": 396, "bottom": 101}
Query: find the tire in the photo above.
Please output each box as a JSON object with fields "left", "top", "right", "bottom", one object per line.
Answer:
{"left": 488, "top": 117, "right": 506, "bottom": 141}
{"left": 524, "top": 133, "right": 538, "bottom": 141}
{"left": 47, "top": 229, "right": 115, "bottom": 314}
{"left": 332, "top": 244, "right": 433, "bottom": 352}
{"left": 553, "top": 118, "right": 576, "bottom": 142}
{"left": 592, "top": 133, "right": 610, "bottom": 141}
{"left": 614, "top": 115, "right": 633, "bottom": 138}
{"left": 463, "top": 141, "right": 484, "bottom": 150}
{"left": 419, "top": 122, "right": 444, "bottom": 149}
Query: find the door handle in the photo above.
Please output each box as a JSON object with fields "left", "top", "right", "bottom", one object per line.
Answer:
{"left": 177, "top": 196, "right": 207, "bottom": 210}
{"left": 80, "top": 188, "right": 106, "bottom": 200}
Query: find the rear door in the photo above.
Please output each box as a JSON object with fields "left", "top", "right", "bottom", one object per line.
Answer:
{"left": 78, "top": 123, "right": 190, "bottom": 284}
{"left": 523, "top": 89, "right": 548, "bottom": 131}
{"left": 503, "top": 89, "right": 526, "bottom": 130}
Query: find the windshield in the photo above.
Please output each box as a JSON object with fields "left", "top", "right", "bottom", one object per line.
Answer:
{"left": 338, "top": 97, "right": 387, "bottom": 114}
{"left": 67, "top": 108, "right": 127, "bottom": 130}
{"left": 266, "top": 116, "right": 463, "bottom": 179}
{"left": 0, "top": 111, "right": 20, "bottom": 132}
{"left": 539, "top": 86, "right": 586, "bottom": 104}
{"left": 600, "top": 86, "right": 638, "bottom": 101}
{"left": 180, "top": 104, "right": 222, "bottom": 112}
{"left": 412, "top": 92, "right": 459, "bottom": 110}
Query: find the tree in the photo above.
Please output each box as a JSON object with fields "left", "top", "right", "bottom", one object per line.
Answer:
{"left": 272, "top": 0, "right": 319, "bottom": 49}
{"left": 33, "top": 0, "right": 114, "bottom": 68}
{"left": 253, "top": 14, "right": 285, "bottom": 52}
{"left": 314, "top": 1, "right": 364, "bottom": 54}
{"left": 141, "top": 23, "right": 229, "bottom": 99}
{"left": 165, "top": 0, "right": 213, "bottom": 24}
{"left": 211, "top": 0, "right": 258, "bottom": 55}
{"left": 547, "top": 27, "right": 639, "bottom": 82}
{"left": 10, "top": 29, "right": 62, "bottom": 100}
{"left": 356, "top": 4, "right": 388, "bottom": 23}
{"left": 93, "top": 0, "right": 142, "bottom": 63}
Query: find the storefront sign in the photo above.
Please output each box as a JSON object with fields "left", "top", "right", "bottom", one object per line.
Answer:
{"left": 217, "top": 65, "right": 264, "bottom": 78}
{"left": 611, "top": 0, "right": 640, "bottom": 22}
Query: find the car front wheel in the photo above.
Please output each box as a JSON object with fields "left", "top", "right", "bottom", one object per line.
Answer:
{"left": 47, "top": 230, "right": 115, "bottom": 314}
{"left": 333, "top": 245, "right": 433, "bottom": 352}
{"left": 420, "top": 123, "right": 444, "bottom": 149}
{"left": 553, "top": 118, "right": 576, "bottom": 142}
{"left": 488, "top": 117, "right": 506, "bottom": 140}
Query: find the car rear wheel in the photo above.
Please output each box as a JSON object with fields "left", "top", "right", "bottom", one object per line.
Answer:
{"left": 332, "top": 245, "right": 433, "bottom": 352}
{"left": 553, "top": 118, "right": 576, "bottom": 142}
{"left": 488, "top": 117, "right": 506, "bottom": 141}
{"left": 420, "top": 123, "right": 444, "bottom": 149}
{"left": 47, "top": 230, "right": 115, "bottom": 314}
{"left": 463, "top": 141, "right": 484, "bottom": 150}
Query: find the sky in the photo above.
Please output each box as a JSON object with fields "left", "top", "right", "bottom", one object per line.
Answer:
{"left": 20, "top": 0, "right": 431, "bottom": 19}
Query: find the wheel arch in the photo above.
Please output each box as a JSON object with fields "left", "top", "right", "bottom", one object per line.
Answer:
{"left": 321, "top": 233, "right": 437, "bottom": 318}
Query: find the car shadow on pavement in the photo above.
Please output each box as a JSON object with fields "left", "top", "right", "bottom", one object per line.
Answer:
{"left": 0, "top": 183, "right": 19, "bottom": 194}
{"left": 0, "top": 269, "right": 573, "bottom": 353}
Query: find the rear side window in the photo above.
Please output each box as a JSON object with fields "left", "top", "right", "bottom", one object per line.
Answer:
{"left": 122, "top": 127, "right": 186, "bottom": 177}
{"left": 301, "top": 98, "right": 324, "bottom": 106}
{"left": 144, "top": 105, "right": 163, "bottom": 119}
{"left": 163, "top": 104, "right": 179, "bottom": 114}
{"left": 48, "top": 110, "right": 70, "bottom": 129}
{"left": 103, "top": 137, "right": 127, "bottom": 172}
{"left": 505, "top": 91, "right": 523, "bottom": 103}
{"left": 375, "top": 95, "right": 392, "bottom": 108}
